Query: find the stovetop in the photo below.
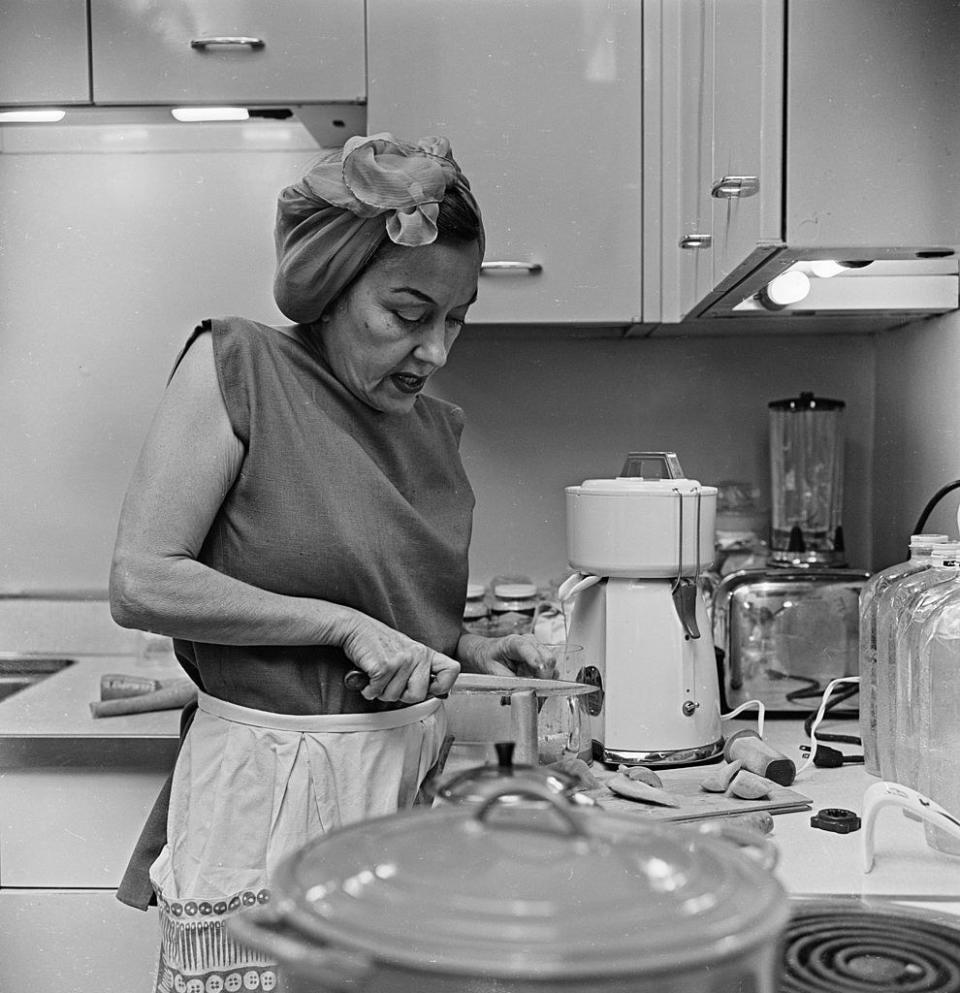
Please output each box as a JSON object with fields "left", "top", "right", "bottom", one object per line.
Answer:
{"left": 782, "top": 898, "right": 960, "bottom": 992}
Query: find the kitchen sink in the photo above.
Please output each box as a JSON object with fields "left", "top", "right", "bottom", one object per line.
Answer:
{"left": 0, "top": 655, "right": 75, "bottom": 702}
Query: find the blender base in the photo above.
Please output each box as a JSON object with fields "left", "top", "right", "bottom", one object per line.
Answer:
{"left": 594, "top": 736, "right": 725, "bottom": 769}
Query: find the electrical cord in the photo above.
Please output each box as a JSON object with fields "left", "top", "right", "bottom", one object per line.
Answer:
{"left": 912, "top": 478, "right": 960, "bottom": 534}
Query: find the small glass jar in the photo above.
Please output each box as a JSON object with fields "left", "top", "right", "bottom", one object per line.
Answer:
{"left": 462, "top": 583, "right": 491, "bottom": 634}
{"left": 488, "top": 576, "right": 540, "bottom": 636}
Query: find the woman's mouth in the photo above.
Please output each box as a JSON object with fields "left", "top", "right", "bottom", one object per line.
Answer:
{"left": 390, "top": 372, "right": 427, "bottom": 394}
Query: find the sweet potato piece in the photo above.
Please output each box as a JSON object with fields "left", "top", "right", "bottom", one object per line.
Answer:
{"left": 607, "top": 773, "right": 681, "bottom": 807}
{"left": 699, "top": 759, "right": 743, "bottom": 793}
{"left": 616, "top": 764, "right": 663, "bottom": 788}
{"left": 727, "top": 769, "right": 776, "bottom": 800}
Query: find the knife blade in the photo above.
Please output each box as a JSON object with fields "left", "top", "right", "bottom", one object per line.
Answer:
{"left": 343, "top": 669, "right": 597, "bottom": 698}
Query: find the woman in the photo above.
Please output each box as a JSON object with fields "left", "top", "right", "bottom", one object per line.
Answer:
{"left": 109, "top": 133, "right": 553, "bottom": 993}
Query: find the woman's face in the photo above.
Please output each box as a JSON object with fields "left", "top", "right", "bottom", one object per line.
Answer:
{"left": 319, "top": 239, "right": 481, "bottom": 414}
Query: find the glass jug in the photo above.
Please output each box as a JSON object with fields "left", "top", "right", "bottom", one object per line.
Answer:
{"left": 858, "top": 533, "right": 949, "bottom": 775}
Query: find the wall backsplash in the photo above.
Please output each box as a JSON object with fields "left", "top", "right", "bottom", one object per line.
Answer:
{"left": 432, "top": 329, "right": 876, "bottom": 587}
{"left": 0, "top": 136, "right": 911, "bottom": 594}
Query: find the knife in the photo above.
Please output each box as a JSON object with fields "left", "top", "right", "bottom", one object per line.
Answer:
{"left": 344, "top": 669, "right": 597, "bottom": 698}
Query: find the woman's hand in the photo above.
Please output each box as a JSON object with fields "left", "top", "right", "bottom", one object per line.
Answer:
{"left": 456, "top": 632, "right": 559, "bottom": 681}
{"left": 340, "top": 614, "right": 460, "bottom": 703}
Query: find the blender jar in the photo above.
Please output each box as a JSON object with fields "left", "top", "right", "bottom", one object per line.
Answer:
{"left": 768, "top": 392, "right": 845, "bottom": 566}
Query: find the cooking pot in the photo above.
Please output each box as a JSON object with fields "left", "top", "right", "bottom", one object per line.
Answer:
{"left": 229, "top": 780, "right": 790, "bottom": 993}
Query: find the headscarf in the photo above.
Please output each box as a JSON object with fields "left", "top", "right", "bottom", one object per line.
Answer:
{"left": 273, "top": 133, "right": 484, "bottom": 325}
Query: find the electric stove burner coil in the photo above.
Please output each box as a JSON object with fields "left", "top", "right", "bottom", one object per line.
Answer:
{"left": 781, "top": 906, "right": 960, "bottom": 993}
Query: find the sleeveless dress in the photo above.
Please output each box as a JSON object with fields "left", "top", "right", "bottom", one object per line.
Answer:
{"left": 121, "top": 317, "right": 475, "bottom": 993}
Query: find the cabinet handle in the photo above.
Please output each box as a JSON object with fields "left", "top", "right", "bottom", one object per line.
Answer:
{"left": 711, "top": 175, "right": 760, "bottom": 199}
{"left": 480, "top": 261, "right": 543, "bottom": 275}
{"left": 190, "top": 37, "right": 266, "bottom": 50}
{"left": 679, "top": 234, "right": 712, "bottom": 250}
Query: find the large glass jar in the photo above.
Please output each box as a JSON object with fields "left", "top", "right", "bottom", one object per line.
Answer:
{"left": 916, "top": 581, "right": 960, "bottom": 856}
{"left": 882, "top": 545, "right": 960, "bottom": 785}
{"left": 859, "top": 534, "right": 949, "bottom": 775}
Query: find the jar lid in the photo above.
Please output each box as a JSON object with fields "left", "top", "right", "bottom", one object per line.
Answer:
{"left": 272, "top": 783, "right": 789, "bottom": 980}
{"left": 491, "top": 581, "right": 538, "bottom": 599}
{"left": 465, "top": 583, "right": 487, "bottom": 599}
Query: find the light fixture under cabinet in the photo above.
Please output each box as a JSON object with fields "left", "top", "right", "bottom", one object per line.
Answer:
{"left": 736, "top": 258, "right": 959, "bottom": 316}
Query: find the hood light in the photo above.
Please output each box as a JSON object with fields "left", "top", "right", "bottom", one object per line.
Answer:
{"left": 0, "top": 109, "right": 66, "bottom": 123}
{"left": 757, "top": 270, "right": 811, "bottom": 310}
{"left": 170, "top": 107, "right": 250, "bottom": 122}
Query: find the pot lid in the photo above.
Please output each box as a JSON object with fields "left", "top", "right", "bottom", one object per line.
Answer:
{"left": 272, "top": 781, "right": 788, "bottom": 980}
{"left": 432, "top": 742, "right": 594, "bottom": 807}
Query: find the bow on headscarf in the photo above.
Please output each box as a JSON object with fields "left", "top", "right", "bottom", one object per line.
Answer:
{"left": 273, "top": 133, "right": 483, "bottom": 325}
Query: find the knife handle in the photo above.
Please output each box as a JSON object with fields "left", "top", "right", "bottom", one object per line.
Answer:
{"left": 343, "top": 669, "right": 450, "bottom": 700}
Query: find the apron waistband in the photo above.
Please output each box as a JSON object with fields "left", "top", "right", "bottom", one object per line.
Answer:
{"left": 196, "top": 690, "right": 442, "bottom": 733}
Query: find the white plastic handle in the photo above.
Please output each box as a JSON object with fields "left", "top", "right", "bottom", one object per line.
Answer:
{"left": 557, "top": 572, "right": 602, "bottom": 601}
{"left": 862, "top": 781, "right": 960, "bottom": 873}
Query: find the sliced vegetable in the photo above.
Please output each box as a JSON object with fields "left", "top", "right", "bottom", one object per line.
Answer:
{"left": 616, "top": 764, "right": 663, "bottom": 788}
{"left": 699, "top": 759, "right": 743, "bottom": 793}
{"left": 727, "top": 769, "right": 776, "bottom": 800}
{"left": 607, "top": 773, "right": 681, "bottom": 807}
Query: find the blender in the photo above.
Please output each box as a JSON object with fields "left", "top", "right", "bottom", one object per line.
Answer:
{"left": 560, "top": 453, "right": 723, "bottom": 767}
{"left": 769, "top": 392, "right": 846, "bottom": 566}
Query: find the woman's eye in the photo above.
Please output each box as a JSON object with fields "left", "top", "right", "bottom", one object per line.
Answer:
{"left": 395, "top": 311, "right": 427, "bottom": 325}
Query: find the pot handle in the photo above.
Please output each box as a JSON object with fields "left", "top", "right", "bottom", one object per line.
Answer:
{"left": 473, "top": 779, "right": 589, "bottom": 837}
{"left": 228, "top": 904, "right": 372, "bottom": 991}
{"left": 691, "top": 820, "right": 780, "bottom": 873}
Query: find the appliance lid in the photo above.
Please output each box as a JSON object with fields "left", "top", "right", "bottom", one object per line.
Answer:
{"left": 271, "top": 782, "right": 788, "bottom": 979}
{"left": 571, "top": 477, "right": 715, "bottom": 496}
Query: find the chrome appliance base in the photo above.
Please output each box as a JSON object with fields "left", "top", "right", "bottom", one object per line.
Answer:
{"left": 594, "top": 736, "right": 725, "bottom": 768}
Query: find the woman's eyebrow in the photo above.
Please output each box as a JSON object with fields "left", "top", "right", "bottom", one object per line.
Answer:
{"left": 391, "top": 286, "right": 435, "bottom": 303}
{"left": 393, "top": 285, "right": 478, "bottom": 307}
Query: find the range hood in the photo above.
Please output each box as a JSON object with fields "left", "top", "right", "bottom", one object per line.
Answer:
{"left": 694, "top": 0, "right": 959, "bottom": 322}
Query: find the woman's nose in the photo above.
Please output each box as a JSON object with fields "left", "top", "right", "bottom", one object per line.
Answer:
{"left": 414, "top": 322, "right": 450, "bottom": 367}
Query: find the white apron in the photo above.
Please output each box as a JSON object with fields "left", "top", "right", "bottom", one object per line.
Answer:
{"left": 149, "top": 690, "right": 446, "bottom": 993}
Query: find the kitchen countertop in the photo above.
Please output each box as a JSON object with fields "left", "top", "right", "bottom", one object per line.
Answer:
{"left": 2, "top": 657, "right": 957, "bottom": 913}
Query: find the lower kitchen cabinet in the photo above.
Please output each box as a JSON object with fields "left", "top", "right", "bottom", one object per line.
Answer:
{"left": 0, "top": 889, "right": 160, "bottom": 993}
{"left": 0, "top": 736, "right": 175, "bottom": 992}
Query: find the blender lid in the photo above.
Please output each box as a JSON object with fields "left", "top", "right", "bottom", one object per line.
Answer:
{"left": 769, "top": 391, "right": 845, "bottom": 411}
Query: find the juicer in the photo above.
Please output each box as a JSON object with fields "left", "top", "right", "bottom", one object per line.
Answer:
{"left": 560, "top": 453, "right": 723, "bottom": 766}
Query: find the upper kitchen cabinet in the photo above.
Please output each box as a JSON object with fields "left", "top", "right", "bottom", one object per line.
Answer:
{"left": 0, "top": 0, "right": 91, "bottom": 105}
{"left": 643, "top": 0, "right": 783, "bottom": 324}
{"left": 89, "top": 0, "right": 364, "bottom": 104}
{"left": 366, "top": 0, "right": 644, "bottom": 325}
{"left": 648, "top": 0, "right": 959, "bottom": 325}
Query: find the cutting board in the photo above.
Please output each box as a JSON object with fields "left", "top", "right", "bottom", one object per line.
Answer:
{"left": 584, "top": 771, "right": 812, "bottom": 823}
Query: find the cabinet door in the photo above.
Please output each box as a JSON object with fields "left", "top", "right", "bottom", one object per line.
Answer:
{"left": 643, "top": 0, "right": 716, "bottom": 323}
{"left": 367, "top": 0, "right": 643, "bottom": 325}
{"left": 0, "top": 0, "right": 90, "bottom": 105}
{"left": 710, "top": 0, "right": 783, "bottom": 290}
{"left": 90, "top": 0, "right": 365, "bottom": 105}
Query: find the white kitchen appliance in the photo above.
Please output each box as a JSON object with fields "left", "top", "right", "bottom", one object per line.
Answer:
{"left": 561, "top": 453, "right": 723, "bottom": 767}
